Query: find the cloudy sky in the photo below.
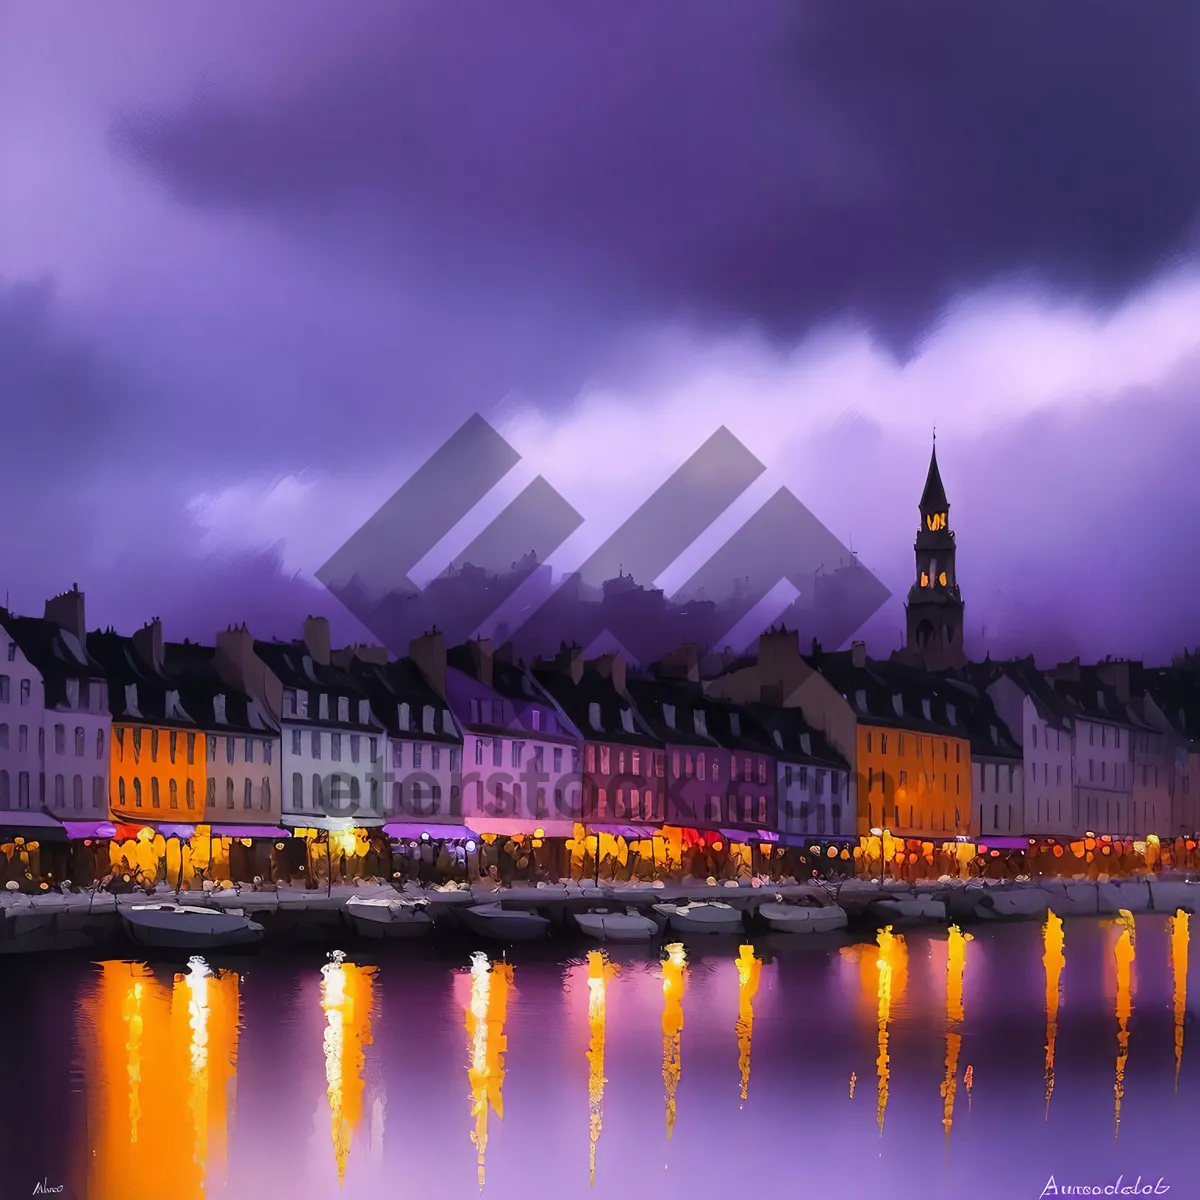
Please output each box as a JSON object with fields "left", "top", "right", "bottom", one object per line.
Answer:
{"left": 3, "top": 0, "right": 1199, "bottom": 664}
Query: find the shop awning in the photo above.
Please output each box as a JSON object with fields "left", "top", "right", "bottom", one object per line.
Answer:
{"left": 111, "top": 822, "right": 196, "bottom": 841}
{"left": 206, "top": 825, "right": 292, "bottom": 839}
{"left": 384, "top": 822, "right": 475, "bottom": 841}
{"left": 0, "top": 811, "right": 67, "bottom": 842}
{"left": 62, "top": 820, "right": 117, "bottom": 839}
{"left": 975, "top": 837, "right": 1030, "bottom": 850}
{"left": 718, "top": 828, "right": 779, "bottom": 844}
{"left": 587, "top": 824, "right": 658, "bottom": 840}
{"left": 466, "top": 817, "right": 576, "bottom": 839}
{"left": 282, "top": 815, "right": 387, "bottom": 833}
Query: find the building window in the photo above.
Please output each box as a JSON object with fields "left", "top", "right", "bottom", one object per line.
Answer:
{"left": 244, "top": 779, "right": 253, "bottom": 809}
{"left": 226, "top": 737, "right": 235, "bottom": 764}
{"left": 119, "top": 778, "right": 127, "bottom": 807}
{"left": 554, "top": 747, "right": 564, "bottom": 773}
{"left": 187, "top": 732, "right": 195, "bottom": 764}
{"left": 331, "top": 733, "right": 342, "bottom": 762}
{"left": 265, "top": 739, "right": 274, "bottom": 765}
{"left": 226, "top": 778, "right": 235, "bottom": 809}
{"left": 133, "top": 778, "right": 142, "bottom": 807}
{"left": 73, "top": 726, "right": 84, "bottom": 757}
{"left": 93, "top": 776, "right": 105, "bottom": 810}
{"left": 292, "top": 730, "right": 302, "bottom": 756}
{"left": 293, "top": 773, "right": 303, "bottom": 808}
{"left": 151, "top": 778, "right": 160, "bottom": 808}
{"left": 338, "top": 696, "right": 350, "bottom": 723}
{"left": 866, "top": 731, "right": 872, "bottom": 753}
{"left": 513, "top": 742, "right": 525, "bottom": 768}
{"left": 392, "top": 741, "right": 403, "bottom": 769}
{"left": 351, "top": 735, "right": 360, "bottom": 763}
{"left": 4, "top": 643, "right": 12, "bottom": 661}
{"left": 53, "top": 774, "right": 65, "bottom": 807}
{"left": 54, "top": 724, "right": 65, "bottom": 754}
{"left": 313, "top": 774, "right": 323, "bottom": 809}
{"left": 312, "top": 731, "right": 321, "bottom": 759}
{"left": 413, "top": 743, "right": 423, "bottom": 770}
{"left": 169, "top": 779, "right": 178, "bottom": 809}
{"left": 475, "top": 740, "right": 484, "bottom": 767}
{"left": 262, "top": 777, "right": 271, "bottom": 810}
{"left": 492, "top": 740, "right": 503, "bottom": 768}
{"left": 0, "top": 676, "right": 7, "bottom": 703}
{"left": 186, "top": 779, "right": 195, "bottom": 809}
{"left": 20, "top": 679, "right": 30, "bottom": 705}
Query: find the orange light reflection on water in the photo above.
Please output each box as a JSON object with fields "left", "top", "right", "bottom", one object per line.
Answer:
{"left": 735, "top": 945, "right": 762, "bottom": 1106}
{"left": 465, "top": 952, "right": 513, "bottom": 1192}
{"left": 1043, "top": 911, "right": 1065, "bottom": 1118}
{"left": 661, "top": 943, "right": 687, "bottom": 1141}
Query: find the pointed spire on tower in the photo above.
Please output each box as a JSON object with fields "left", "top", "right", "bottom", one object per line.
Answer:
{"left": 920, "top": 434, "right": 948, "bottom": 515}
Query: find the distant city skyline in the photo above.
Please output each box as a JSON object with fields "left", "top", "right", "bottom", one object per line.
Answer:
{"left": 3, "top": 2, "right": 1199, "bottom": 665}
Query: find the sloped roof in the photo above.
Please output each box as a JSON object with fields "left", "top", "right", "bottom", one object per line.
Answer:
{"left": 534, "top": 664, "right": 661, "bottom": 748}
{"left": 162, "top": 641, "right": 276, "bottom": 735}
{"left": 745, "top": 702, "right": 849, "bottom": 770}
{"left": 348, "top": 656, "right": 462, "bottom": 743}
{"left": 920, "top": 442, "right": 948, "bottom": 513}
{"left": 0, "top": 610, "right": 105, "bottom": 709}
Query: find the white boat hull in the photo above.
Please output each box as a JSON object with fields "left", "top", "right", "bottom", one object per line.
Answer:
{"left": 758, "top": 902, "right": 848, "bottom": 933}
{"left": 346, "top": 900, "right": 434, "bottom": 939}
{"left": 575, "top": 911, "right": 659, "bottom": 942}
{"left": 461, "top": 904, "right": 550, "bottom": 943}
{"left": 121, "top": 904, "right": 264, "bottom": 950}
{"left": 653, "top": 902, "right": 744, "bottom": 935}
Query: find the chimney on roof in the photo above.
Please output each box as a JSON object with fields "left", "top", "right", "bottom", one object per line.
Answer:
{"left": 851, "top": 640, "right": 867, "bottom": 670}
{"left": 1096, "top": 658, "right": 1131, "bottom": 704}
{"left": 654, "top": 643, "right": 699, "bottom": 684}
{"left": 409, "top": 629, "right": 447, "bottom": 699}
{"left": 44, "top": 583, "right": 86, "bottom": 646}
{"left": 469, "top": 638, "right": 494, "bottom": 690}
{"left": 303, "top": 616, "right": 331, "bottom": 666}
{"left": 591, "top": 651, "right": 627, "bottom": 695}
{"left": 133, "top": 618, "right": 164, "bottom": 673}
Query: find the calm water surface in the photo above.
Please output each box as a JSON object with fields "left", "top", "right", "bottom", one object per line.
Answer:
{"left": 3, "top": 917, "right": 1197, "bottom": 1200}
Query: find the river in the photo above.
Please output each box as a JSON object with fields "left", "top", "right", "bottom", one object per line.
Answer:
{"left": 1, "top": 916, "right": 1194, "bottom": 1199}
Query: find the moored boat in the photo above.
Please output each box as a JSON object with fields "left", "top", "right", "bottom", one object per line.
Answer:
{"left": 757, "top": 900, "right": 848, "bottom": 933}
{"left": 460, "top": 902, "right": 551, "bottom": 943}
{"left": 345, "top": 895, "right": 434, "bottom": 939}
{"left": 121, "top": 901, "right": 264, "bottom": 950}
{"left": 652, "top": 901, "right": 745, "bottom": 935}
{"left": 574, "top": 908, "right": 659, "bottom": 943}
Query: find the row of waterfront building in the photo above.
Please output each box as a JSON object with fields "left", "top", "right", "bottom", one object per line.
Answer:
{"left": 2, "top": 582, "right": 1200, "bottom": 883}
{"left": 3, "top": 441, "right": 1198, "bottom": 886}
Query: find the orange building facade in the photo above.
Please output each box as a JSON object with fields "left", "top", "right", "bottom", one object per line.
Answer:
{"left": 856, "top": 721, "right": 973, "bottom": 839}
{"left": 110, "top": 722, "right": 207, "bottom": 823}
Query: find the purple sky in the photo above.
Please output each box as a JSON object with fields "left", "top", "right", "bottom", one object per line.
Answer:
{"left": 3, "top": 0, "right": 1200, "bottom": 665}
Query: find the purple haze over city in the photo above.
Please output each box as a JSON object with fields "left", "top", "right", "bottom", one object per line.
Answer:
{"left": 3, "top": 0, "right": 1200, "bottom": 664}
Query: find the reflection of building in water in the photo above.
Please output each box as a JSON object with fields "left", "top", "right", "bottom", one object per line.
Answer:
{"left": 320, "top": 954, "right": 377, "bottom": 1188}
{"left": 661, "top": 943, "right": 687, "bottom": 1140}
{"left": 586, "top": 951, "right": 619, "bottom": 1186}
{"left": 465, "top": 952, "right": 513, "bottom": 1193}
{"left": 1043, "top": 911, "right": 1065, "bottom": 1116}
{"left": 941, "top": 926, "right": 972, "bottom": 1144}
{"left": 1170, "top": 910, "right": 1189, "bottom": 1092}
{"left": 79, "top": 959, "right": 240, "bottom": 1200}
{"left": 1112, "top": 910, "right": 1136, "bottom": 1141}
{"left": 735, "top": 945, "right": 762, "bottom": 1105}
{"left": 873, "top": 928, "right": 905, "bottom": 1136}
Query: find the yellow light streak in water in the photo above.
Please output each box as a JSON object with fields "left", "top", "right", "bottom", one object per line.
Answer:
{"left": 964, "top": 1064, "right": 973, "bottom": 1108}
{"left": 661, "top": 943, "right": 687, "bottom": 1140}
{"left": 1043, "top": 911, "right": 1065, "bottom": 1118}
{"left": 170, "top": 956, "right": 241, "bottom": 1196}
{"left": 320, "top": 952, "right": 377, "bottom": 1188}
{"left": 735, "top": 945, "right": 762, "bottom": 1106}
{"left": 1170, "top": 909, "right": 1189, "bottom": 1092}
{"left": 586, "top": 951, "right": 620, "bottom": 1187}
{"left": 1113, "top": 909, "right": 1136, "bottom": 1141}
{"left": 876, "top": 926, "right": 903, "bottom": 1136}
{"left": 849, "top": 1071, "right": 857, "bottom": 1099}
{"left": 941, "top": 926, "right": 972, "bottom": 1145}
{"left": 466, "top": 952, "right": 513, "bottom": 1192}
{"left": 184, "top": 959, "right": 210, "bottom": 1171}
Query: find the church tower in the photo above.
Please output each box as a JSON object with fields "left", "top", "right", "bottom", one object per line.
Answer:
{"left": 896, "top": 434, "right": 966, "bottom": 670}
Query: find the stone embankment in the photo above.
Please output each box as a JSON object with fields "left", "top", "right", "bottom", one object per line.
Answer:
{"left": 2, "top": 874, "right": 1195, "bottom": 954}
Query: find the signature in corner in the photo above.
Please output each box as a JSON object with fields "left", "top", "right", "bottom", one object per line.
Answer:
{"left": 32, "top": 1182, "right": 64, "bottom": 1196}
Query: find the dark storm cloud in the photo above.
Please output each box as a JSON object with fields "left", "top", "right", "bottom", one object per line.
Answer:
{"left": 114, "top": 0, "right": 1200, "bottom": 348}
